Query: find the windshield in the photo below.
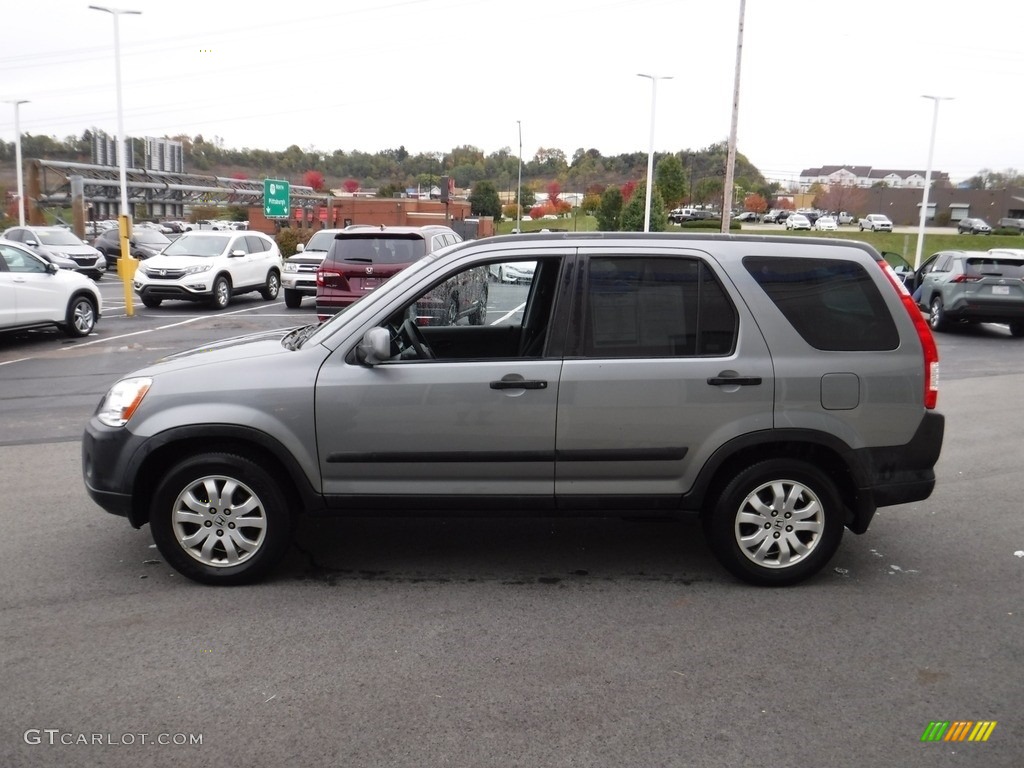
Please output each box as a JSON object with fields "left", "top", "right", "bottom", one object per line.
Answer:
{"left": 134, "top": 230, "right": 171, "bottom": 246}
{"left": 37, "top": 229, "right": 86, "bottom": 246}
{"left": 162, "top": 235, "right": 231, "bottom": 257}
{"left": 334, "top": 236, "right": 426, "bottom": 265}
{"left": 304, "top": 231, "right": 338, "bottom": 252}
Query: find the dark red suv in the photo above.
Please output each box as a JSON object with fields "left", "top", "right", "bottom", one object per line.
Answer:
{"left": 315, "top": 226, "right": 462, "bottom": 319}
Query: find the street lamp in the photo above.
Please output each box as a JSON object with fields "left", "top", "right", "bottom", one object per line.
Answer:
{"left": 914, "top": 95, "right": 953, "bottom": 270}
{"left": 516, "top": 120, "right": 522, "bottom": 233}
{"left": 637, "top": 73, "right": 672, "bottom": 232}
{"left": 3, "top": 99, "right": 29, "bottom": 226}
{"left": 89, "top": 4, "right": 141, "bottom": 315}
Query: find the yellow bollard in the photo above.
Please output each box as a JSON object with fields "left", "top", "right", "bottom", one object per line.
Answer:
{"left": 116, "top": 214, "right": 138, "bottom": 316}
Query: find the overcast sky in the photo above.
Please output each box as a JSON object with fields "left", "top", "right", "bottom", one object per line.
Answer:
{"left": 2, "top": 0, "right": 1021, "bottom": 185}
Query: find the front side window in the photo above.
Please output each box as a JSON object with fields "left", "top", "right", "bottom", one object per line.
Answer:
{"left": 581, "top": 256, "right": 737, "bottom": 358}
{"left": 1, "top": 244, "right": 46, "bottom": 273}
{"left": 744, "top": 255, "right": 899, "bottom": 351}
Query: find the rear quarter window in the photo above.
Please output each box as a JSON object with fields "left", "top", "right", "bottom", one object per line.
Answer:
{"left": 743, "top": 255, "right": 899, "bottom": 351}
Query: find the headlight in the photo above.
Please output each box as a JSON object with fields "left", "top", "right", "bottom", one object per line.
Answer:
{"left": 284, "top": 262, "right": 300, "bottom": 273}
{"left": 182, "top": 264, "right": 212, "bottom": 275}
{"left": 96, "top": 377, "right": 152, "bottom": 427}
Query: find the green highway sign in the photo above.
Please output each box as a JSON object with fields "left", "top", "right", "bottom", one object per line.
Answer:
{"left": 264, "top": 179, "right": 290, "bottom": 218}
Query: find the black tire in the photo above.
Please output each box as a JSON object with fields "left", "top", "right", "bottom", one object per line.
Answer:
{"left": 929, "top": 295, "right": 948, "bottom": 332}
{"left": 210, "top": 275, "right": 231, "bottom": 309}
{"left": 141, "top": 295, "right": 162, "bottom": 308}
{"left": 283, "top": 288, "right": 303, "bottom": 309}
{"left": 260, "top": 270, "right": 281, "bottom": 301}
{"left": 446, "top": 297, "right": 459, "bottom": 325}
{"left": 149, "top": 453, "right": 293, "bottom": 585}
{"left": 63, "top": 294, "right": 97, "bottom": 337}
{"left": 703, "top": 459, "right": 844, "bottom": 586}
{"left": 1009, "top": 322, "right": 1024, "bottom": 338}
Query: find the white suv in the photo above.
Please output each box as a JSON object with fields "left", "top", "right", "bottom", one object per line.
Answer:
{"left": 860, "top": 214, "right": 893, "bottom": 232}
{"left": 133, "top": 231, "right": 282, "bottom": 309}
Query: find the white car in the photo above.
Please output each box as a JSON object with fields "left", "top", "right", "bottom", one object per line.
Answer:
{"left": 784, "top": 214, "right": 812, "bottom": 231}
{"left": 814, "top": 216, "right": 838, "bottom": 231}
{"left": 133, "top": 231, "right": 282, "bottom": 309}
{"left": 860, "top": 214, "right": 893, "bottom": 232}
{"left": 489, "top": 261, "right": 536, "bottom": 283}
{"left": 0, "top": 239, "right": 102, "bottom": 337}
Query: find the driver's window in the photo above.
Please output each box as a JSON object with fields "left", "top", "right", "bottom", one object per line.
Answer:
{"left": 382, "top": 258, "right": 554, "bottom": 362}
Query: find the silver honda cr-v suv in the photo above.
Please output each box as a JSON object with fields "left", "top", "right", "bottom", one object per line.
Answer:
{"left": 83, "top": 233, "right": 944, "bottom": 586}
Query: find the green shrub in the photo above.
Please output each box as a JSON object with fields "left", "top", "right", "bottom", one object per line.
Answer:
{"left": 993, "top": 227, "right": 1023, "bottom": 236}
{"left": 674, "top": 219, "right": 740, "bottom": 231}
{"left": 275, "top": 227, "right": 315, "bottom": 257}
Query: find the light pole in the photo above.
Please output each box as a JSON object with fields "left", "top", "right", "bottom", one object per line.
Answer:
{"left": 516, "top": 120, "right": 522, "bottom": 233}
{"left": 637, "top": 73, "right": 672, "bottom": 232}
{"left": 90, "top": 4, "right": 141, "bottom": 315}
{"left": 3, "top": 99, "right": 29, "bottom": 226}
{"left": 914, "top": 94, "right": 953, "bottom": 270}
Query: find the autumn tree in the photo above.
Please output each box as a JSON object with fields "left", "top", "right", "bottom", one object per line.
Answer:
{"left": 342, "top": 179, "right": 360, "bottom": 194}
{"left": 303, "top": 170, "right": 325, "bottom": 192}
{"left": 814, "top": 185, "right": 867, "bottom": 214}
{"left": 546, "top": 181, "right": 562, "bottom": 207}
{"left": 743, "top": 193, "right": 768, "bottom": 214}
{"left": 621, "top": 179, "right": 638, "bottom": 202}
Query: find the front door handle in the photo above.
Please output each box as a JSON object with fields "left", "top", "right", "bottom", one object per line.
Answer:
{"left": 490, "top": 379, "right": 548, "bottom": 390}
{"left": 707, "top": 376, "right": 762, "bottom": 386}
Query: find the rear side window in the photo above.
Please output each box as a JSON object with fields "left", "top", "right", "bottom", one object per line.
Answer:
{"left": 582, "top": 256, "right": 737, "bottom": 358}
{"left": 744, "top": 255, "right": 899, "bottom": 351}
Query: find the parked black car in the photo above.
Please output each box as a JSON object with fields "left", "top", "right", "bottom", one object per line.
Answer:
{"left": 957, "top": 218, "right": 992, "bottom": 235}
{"left": 93, "top": 228, "right": 171, "bottom": 269}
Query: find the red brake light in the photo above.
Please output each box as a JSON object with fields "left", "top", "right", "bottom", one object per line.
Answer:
{"left": 950, "top": 274, "right": 981, "bottom": 283}
{"left": 878, "top": 259, "right": 939, "bottom": 409}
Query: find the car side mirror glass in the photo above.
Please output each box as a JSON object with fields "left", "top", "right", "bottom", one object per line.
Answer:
{"left": 358, "top": 327, "right": 392, "bottom": 366}
{"left": 26, "top": 239, "right": 38, "bottom": 247}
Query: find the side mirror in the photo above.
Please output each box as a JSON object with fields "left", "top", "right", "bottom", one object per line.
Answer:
{"left": 358, "top": 327, "right": 392, "bottom": 366}
{"left": 45, "top": 261, "right": 58, "bottom": 275}
{"left": 296, "top": 243, "right": 305, "bottom": 253}
{"left": 229, "top": 249, "right": 246, "bottom": 258}
{"left": 26, "top": 239, "right": 39, "bottom": 247}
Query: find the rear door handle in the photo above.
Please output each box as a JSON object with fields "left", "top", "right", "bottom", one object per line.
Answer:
{"left": 707, "top": 376, "right": 762, "bottom": 386}
{"left": 490, "top": 379, "right": 548, "bottom": 390}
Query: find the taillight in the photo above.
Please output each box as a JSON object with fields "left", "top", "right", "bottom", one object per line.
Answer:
{"left": 878, "top": 260, "right": 939, "bottom": 409}
{"left": 316, "top": 267, "right": 348, "bottom": 290}
{"left": 950, "top": 274, "right": 981, "bottom": 283}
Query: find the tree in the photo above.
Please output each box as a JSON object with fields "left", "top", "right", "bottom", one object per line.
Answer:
{"left": 814, "top": 185, "right": 867, "bottom": 214}
{"left": 595, "top": 187, "right": 624, "bottom": 231}
{"left": 303, "top": 170, "right": 325, "bottom": 192}
{"left": 546, "top": 180, "right": 562, "bottom": 207}
{"left": 620, "top": 183, "right": 668, "bottom": 232}
{"left": 342, "top": 179, "right": 360, "bottom": 194}
{"left": 469, "top": 180, "right": 502, "bottom": 219}
{"left": 517, "top": 185, "right": 536, "bottom": 211}
{"left": 621, "top": 179, "right": 638, "bottom": 202}
{"left": 743, "top": 193, "right": 768, "bottom": 214}
{"left": 655, "top": 154, "right": 686, "bottom": 208}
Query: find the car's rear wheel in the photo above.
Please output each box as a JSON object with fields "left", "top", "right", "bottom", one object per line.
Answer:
{"left": 210, "top": 275, "right": 231, "bottom": 309}
{"left": 929, "top": 296, "right": 948, "bottom": 332}
{"left": 149, "top": 453, "right": 293, "bottom": 585}
{"left": 63, "top": 295, "right": 97, "bottom": 337}
{"left": 704, "top": 459, "right": 844, "bottom": 586}
{"left": 260, "top": 271, "right": 281, "bottom": 301}
{"left": 283, "top": 288, "right": 302, "bottom": 309}
{"left": 1009, "top": 321, "right": 1024, "bottom": 338}
{"left": 141, "top": 296, "right": 162, "bottom": 308}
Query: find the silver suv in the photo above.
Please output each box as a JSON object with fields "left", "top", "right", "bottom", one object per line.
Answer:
{"left": 83, "top": 233, "right": 944, "bottom": 586}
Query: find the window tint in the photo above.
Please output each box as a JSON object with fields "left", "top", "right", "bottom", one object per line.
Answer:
{"left": 1, "top": 244, "right": 45, "bottom": 273}
{"left": 245, "top": 235, "right": 268, "bottom": 253}
{"left": 744, "top": 255, "right": 899, "bottom": 351}
{"left": 582, "top": 256, "right": 737, "bottom": 358}
{"left": 332, "top": 236, "right": 426, "bottom": 265}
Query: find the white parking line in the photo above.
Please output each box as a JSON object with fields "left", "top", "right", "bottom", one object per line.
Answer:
{"left": 492, "top": 302, "right": 527, "bottom": 325}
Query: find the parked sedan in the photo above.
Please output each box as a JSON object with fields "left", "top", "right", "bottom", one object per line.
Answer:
{"left": 957, "top": 218, "right": 992, "bottom": 235}
{"left": 814, "top": 216, "right": 838, "bottom": 231}
{"left": 784, "top": 214, "right": 812, "bottom": 231}
{"left": 489, "top": 260, "right": 536, "bottom": 283}
{"left": 0, "top": 239, "right": 102, "bottom": 337}
{"left": 2, "top": 225, "right": 105, "bottom": 279}
{"left": 93, "top": 227, "right": 172, "bottom": 269}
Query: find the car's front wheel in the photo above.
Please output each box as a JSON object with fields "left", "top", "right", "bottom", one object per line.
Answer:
{"left": 929, "top": 295, "right": 948, "bottom": 332}
{"left": 141, "top": 295, "right": 162, "bottom": 308}
{"left": 63, "top": 294, "right": 97, "bottom": 337}
{"left": 704, "top": 459, "right": 844, "bottom": 586}
{"left": 260, "top": 271, "right": 281, "bottom": 301}
{"left": 149, "top": 453, "right": 293, "bottom": 585}
{"left": 210, "top": 275, "right": 231, "bottom": 309}
{"left": 283, "top": 288, "right": 302, "bottom": 309}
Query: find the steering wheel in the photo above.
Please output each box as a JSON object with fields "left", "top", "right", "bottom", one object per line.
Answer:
{"left": 401, "top": 318, "right": 435, "bottom": 359}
